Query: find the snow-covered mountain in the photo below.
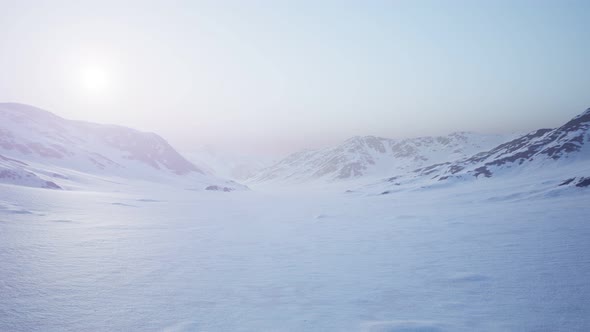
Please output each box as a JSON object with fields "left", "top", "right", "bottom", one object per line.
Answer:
{"left": 249, "top": 132, "right": 513, "bottom": 184}
{"left": 365, "top": 108, "right": 590, "bottom": 195}
{"left": 0, "top": 103, "right": 244, "bottom": 191}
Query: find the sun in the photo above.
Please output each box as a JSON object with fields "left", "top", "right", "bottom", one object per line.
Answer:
{"left": 81, "top": 66, "right": 109, "bottom": 94}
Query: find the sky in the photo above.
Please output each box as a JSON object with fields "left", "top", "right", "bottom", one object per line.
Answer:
{"left": 1, "top": 0, "right": 589, "bottom": 156}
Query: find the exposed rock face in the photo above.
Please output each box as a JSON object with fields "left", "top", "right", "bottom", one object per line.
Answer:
{"left": 560, "top": 177, "right": 590, "bottom": 188}
{"left": 467, "top": 110, "right": 590, "bottom": 176}
{"left": 375, "top": 108, "right": 590, "bottom": 190}
{"left": 205, "top": 185, "right": 234, "bottom": 192}
{"left": 576, "top": 177, "right": 590, "bottom": 188}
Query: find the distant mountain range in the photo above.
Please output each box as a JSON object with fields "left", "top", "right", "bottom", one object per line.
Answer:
{"left": 2, "top": 102, "right": 588, "bottom": 194}
{"left": 0, "top": 103, "right": 244, "bottom": 191}
{"left": 248, "top": 132, "right": 514, "bottom": 184}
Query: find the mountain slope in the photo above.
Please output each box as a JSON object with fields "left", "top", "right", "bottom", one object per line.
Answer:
{"left": 249, "top": 132, "right": 513, "bottom": 184}
{"left": 0, "top": 153, "right": 61, "bottom": 189}
{"left": 366, "top": 108, "right": 590, "bottom": 195}
{"left": 419, "top": 108, "right": 590, "bottom": 180}
{"left": 0, "top": 103, "right": 243, "bottom": 190}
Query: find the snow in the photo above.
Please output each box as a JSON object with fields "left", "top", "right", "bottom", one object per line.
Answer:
{"left": 0, "top": 103, "right": 245, "bottom": 191}
{"left": 1, "top": 104, "right": 589, "bottom": 331}
{"left": 250, "top": 133, "right": 516, "bottom": 185}
{"left": 1, "top": 180, "right": 589, "bottom": 331}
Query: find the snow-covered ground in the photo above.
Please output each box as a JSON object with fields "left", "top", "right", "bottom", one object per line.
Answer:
{"left": 1, "top": 180, "right": 589, "bottom": 331}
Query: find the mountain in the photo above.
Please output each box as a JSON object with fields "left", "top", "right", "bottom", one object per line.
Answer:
{"left": 249, "top": 132, "right": 513, "bottom": 184}
{"left": 367, "top": 108, "right": 590, "bottom": 195}
{"left": 0, "top": 103, "right": 244, "bottom": 191}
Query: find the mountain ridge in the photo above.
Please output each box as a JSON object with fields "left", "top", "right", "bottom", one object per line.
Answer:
{"left": 0, "top": 103, "right": 244, "bottom": 191}
{"left": 364, "top": 107, "right": 590, "bottom": 195}
{"left": 249, "top": 131, "right": 515, "bottom": 184}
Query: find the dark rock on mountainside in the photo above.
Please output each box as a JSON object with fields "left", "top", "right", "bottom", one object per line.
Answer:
{"left": 205, "top": 185, "right": 234, "bottom": 192}
{"left": 413, "top": 108, "right": 590, "bottom": 181}
{"left": 575, "top": 177, "right": 590, "bottom": 188}
{"left": 558, "top": 177, "right": 590, "bottom": 188}
{"left": 559, "top": 178, "right": 576, "bottom": 186}
{"left": 365, "top": 107, "right": 590, "bottom": 196}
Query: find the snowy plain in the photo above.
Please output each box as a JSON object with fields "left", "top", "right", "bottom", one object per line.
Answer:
{"left": 1, "top": 178, "right": 589, "bottom": 332}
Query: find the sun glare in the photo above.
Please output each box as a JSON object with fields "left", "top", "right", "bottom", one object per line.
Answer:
{"left": 81, "top": 66, "right": 108, "bottom": 94}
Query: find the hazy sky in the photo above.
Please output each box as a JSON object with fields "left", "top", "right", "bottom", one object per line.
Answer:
{"left": 1, "top": 0, "right": 589, "bottom": 156}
